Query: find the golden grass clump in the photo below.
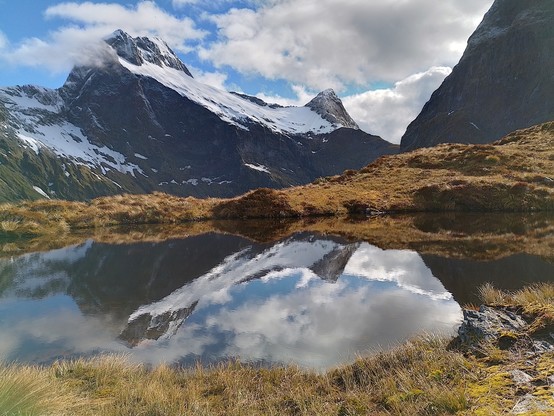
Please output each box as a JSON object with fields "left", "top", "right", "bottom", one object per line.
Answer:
{"left": 0, "top": 219, "right": 20, "bottom": 232}
{"left": 212, "top": 188, "right": 299, "bottom": 219}
{"left": 0, "top": 362, "right": 80, "bottom": 416}
{"left": 478, "top": 282, "right": 510, "bottom": 305}
{"left": 479, "top": 282, "right": 554, "bottom": 314}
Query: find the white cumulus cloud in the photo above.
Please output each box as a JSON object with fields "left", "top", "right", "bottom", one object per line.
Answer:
{"left": 3, "top": 27, "right": 116, "bottom": 72}
{"left": 45, "top": 1, "right": 205, "bottom": 52}
{"left": 200, "top": 0, "right": 492, "bottom": 90}
{"left": 1, "top": 1, "right": 205, "bottom": 73}
{"left": 188, "top": 66, "right": 230, "bottom": 90}
{"left": 343, "top": 67, "right": 453, "bottom": 143}
{"left": 254, "top": 84, "right": 316, "bottom": 107}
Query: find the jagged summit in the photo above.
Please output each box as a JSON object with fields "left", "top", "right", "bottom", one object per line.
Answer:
{"left": 305, "top": 89, "right": 359, "bottom": 130}
{"left": 63, "top": 31, "right": 361, "bottom": 136}
{"left": 105, "top": 29, "right": 193, "bottom": 76}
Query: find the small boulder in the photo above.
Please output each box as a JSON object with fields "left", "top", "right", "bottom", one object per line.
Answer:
{"left": 510, "top": 369, "right": 533, "bottom": 387}
{"left": 458, "top": 305, "right": 527, "bottom": 344}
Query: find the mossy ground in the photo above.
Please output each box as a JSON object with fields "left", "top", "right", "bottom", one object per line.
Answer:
{"left": 461, "top": 284, "right": 554, "bottom": 415}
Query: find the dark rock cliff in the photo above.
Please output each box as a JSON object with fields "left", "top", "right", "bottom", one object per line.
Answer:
{"left": 400, "top": 0, "right": 554, "bottom": 151}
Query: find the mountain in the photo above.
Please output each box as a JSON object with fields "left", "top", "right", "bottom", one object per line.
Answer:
{"left": 400, "top": 0, "right": 554, "bottom": 152}
{"left": 119, "top": 233, "right": 357, "bottom": 345}
{"left": 0, "top": 30, "right": 397, "bottom": 202}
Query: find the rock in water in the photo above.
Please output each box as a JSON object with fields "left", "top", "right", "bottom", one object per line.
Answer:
{"left": 401, "top": 0, "right": 554, "bottom": 151}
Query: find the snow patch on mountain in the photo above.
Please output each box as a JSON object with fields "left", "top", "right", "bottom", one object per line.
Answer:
{"left": 118, "top": 58, "right": 337, "bottom": 135}
{"left": 32, "top": 186, "right": 50, "bottom": 199}
{"left": 0, "top": 86, "right": 143, "bottom": 176}
{"left": 244, "top": 163, "right": 270, "bottom": 173}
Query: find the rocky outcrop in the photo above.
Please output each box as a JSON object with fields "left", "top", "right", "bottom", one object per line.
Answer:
{"left": 457, "top": 303, "right": 554, "bottom": 414}
{"left": 400, "top": 0, "right": 554, "bottom": 151}
{"left": 458, "top": 306, "right": 527, "bottom": 344}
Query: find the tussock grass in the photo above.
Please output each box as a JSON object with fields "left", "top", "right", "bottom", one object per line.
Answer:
{"left": 330, "top": 337, "right": 473, "bottom": 415}
{"left": 0, "top": 220, "right": 20, "bottom": 232}
{"left": 479, "top": 282, "right": 554, "bottom": 315}
{"left": 4, "top": 338, "right": 476, "bottom": 416}
{"left": 212, "top": 188, "right": 298, "bottom": 219}
{"left": 0, "top": 362, "right": 80, "bottom": 415}
{"left": 478, "top": 282, "right": 510, "bottom": 305}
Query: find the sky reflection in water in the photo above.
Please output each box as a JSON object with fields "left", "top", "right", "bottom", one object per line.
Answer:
{"left": 0, "top": 232, "right": 473, "bottom": 369}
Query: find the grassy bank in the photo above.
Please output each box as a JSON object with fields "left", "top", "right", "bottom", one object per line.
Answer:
{"left": 2, "top": 284, "right": 553, "bottom": 415}
{"left": 1, "top": 212, "right": 552, "bottom": 263}
{"left": 1, "top": 339, "right": 473, "bottom": 416}
{"left": 0, "top": 122, "right": 553, "bottom": 238}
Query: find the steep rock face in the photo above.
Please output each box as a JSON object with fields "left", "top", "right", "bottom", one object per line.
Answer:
{"left": 400, "top": 0, "right": 554, "bottom": 151}
{"left": 0, "top": 30, "right": 397, "bottom": 201}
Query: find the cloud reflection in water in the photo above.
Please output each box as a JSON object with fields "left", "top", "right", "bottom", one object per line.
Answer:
{"left": 0, "top": 235, "right": 462, "bottom": 369}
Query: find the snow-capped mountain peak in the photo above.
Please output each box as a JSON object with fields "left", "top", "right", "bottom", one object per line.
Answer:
{"left": 105, "top": 29, "right": 193, "bottom": 76}
{"left": 305, "top": 88, "right": 359, "bottom": 130}
{"left": 107, "top": 31, "right": 347, "bottom": 135}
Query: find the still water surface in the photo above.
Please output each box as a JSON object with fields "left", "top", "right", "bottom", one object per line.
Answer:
{"left": 0, "top": 221, "right": 552, "bottom": 370}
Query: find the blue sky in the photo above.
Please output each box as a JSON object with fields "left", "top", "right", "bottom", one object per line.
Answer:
{"left": 0, "top": 0, "right": 494, "bottom": 143}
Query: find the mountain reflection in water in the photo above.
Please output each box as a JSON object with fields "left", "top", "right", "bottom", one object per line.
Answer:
{"left": 0, "top": 230, "right": 551, "bottom": 369}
